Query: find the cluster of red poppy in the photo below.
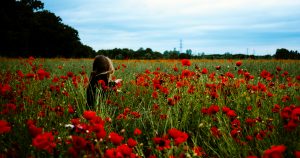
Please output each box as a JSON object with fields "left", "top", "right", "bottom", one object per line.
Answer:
{"left": 0, "top": 120, "right": 11, "bottom": 134}
{"left": 0, "top": 57, "right": 300, "bottom": 157}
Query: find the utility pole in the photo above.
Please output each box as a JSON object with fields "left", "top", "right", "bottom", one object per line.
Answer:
{"left": 180, "top": 39, "right": 183, "bottom": 54}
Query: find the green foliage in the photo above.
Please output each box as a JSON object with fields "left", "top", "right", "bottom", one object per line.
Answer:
{"left": 274, "top": 48, "right": 300, "bottom": 59}
{"left": 0, "top": 0, "right": 95, "bottom": 58}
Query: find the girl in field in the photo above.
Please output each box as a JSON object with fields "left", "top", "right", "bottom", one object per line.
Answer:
{"left": 86, "top": 55, "right": 122, "bottom": 107}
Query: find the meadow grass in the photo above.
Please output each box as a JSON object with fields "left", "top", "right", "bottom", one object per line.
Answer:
{"left": 0, "top": 57, "right": 299, "bottom": 157}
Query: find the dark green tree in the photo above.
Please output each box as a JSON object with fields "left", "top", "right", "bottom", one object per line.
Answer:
{"left": 0, "top": 0, "right": 95, "bottom": 58}
{"left": 274, "top": 48, "right": 290, "bottom": 59}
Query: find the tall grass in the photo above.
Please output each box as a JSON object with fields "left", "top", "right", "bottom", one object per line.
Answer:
{"left": 0, "top": 57, "right": 299, "bottom": 157}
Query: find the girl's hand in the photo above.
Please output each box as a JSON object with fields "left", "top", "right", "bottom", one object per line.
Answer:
{"left": 115, "top": 79, "right": 122, "bottom": 83}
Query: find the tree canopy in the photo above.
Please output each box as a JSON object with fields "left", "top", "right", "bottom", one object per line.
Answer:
{"left": 0, "top": 0, "right": 95, "bottom": 58}
{"left": 274, "top": 48, "right": 300, "bottom": 59}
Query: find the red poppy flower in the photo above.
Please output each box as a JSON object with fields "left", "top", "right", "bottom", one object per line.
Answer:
{"left": 160, "top": 86, "right": 169, "bottom": 95}
{"left": 0, "top": 84, "right": 12, "bottom": 96}
{"left": 244, "top": 71, "right": 250, "bottom": 78}
{"left": 168, "top": 128, "right": 182, "bottom": 138}
{"left": 68, "top": 147, "right": 78, "bottom": 158}
{"left": 267, "top": 92, "right": 273, "bottom": 97}
{"left": 72, "top": 135, "right": 87, "bottom": 150}
{"left": 1, "top": 103, "right": 16, "bottom": 114}
{"left": 272, "top": 104, "right": 281, "bottom": 113}
{"left": 16, "top": 70, "right": 24, "bottom": 78}
{"left": 231, "top": 119, "right": 241, "bottom": 128}
{"left": 117, "top": 144, "right": 132, "bottom": 156}
{"left": 133, "top": 128, "right": 142, "bottom": 136}
{"left": 201, "top": 107, "right": 208, "bottom": 115}
{"left": 145, "top": 69, "right": 151, "bottom": 74}
{"left": 127, "top": 138, "right": 137, "bottom": 147}
{"left": 260, "top": 70, "right": 272, "bottom": 80}
{"left": 263, "top": 145, "right": 286, "bottom": 158}
{"left": 109, "top": 132, "right": 124, "bottom": 145}
{"left": 245, "top": 118, "right": 256, "bottom": 127}
{"left": 173, "top": 66, "right": 179, "bottom": 71}
{"left": 294, "top": 151, "right": 300, "bottom": 158}
{"left": 291, "top": 107, "right": 300, "bottom": 122}
{"left": 280, "top": 106, "right": 292, "bottom": 119}
{"left": 0, "top": 120, "right": 11, "bottom": 134}
{"left": 83, "top": 110, "right": 97, "bottom": 120}
{"left": 96, "top": 128, "right": 106, "bottom": 140}
{"left": 174, "top": 134, "right": 188, "bottom": 145}
{"left": 167, "top": 98, "right": 175, "bottom": 106}
{"left": 152, "top": 91, "right": 158, "bottom": 99}
{"left": 32, "top": 132, "right": 56, "bottom": 153}
{"left": 98, "top": 80, "right": 108, "bottom": 90}
{"left": 130, "top": 111, "right": 141, "bottom": 118}
{"left": 226, "top": 72, "right": 235, "bottom": 79}
{"left": 181, "top": 69, "right": 191, "bottom": 78}
{"left": 153, "top": 104, "right": 159, "bottom": 111}
{"left": 276, "top": 66, "right": 282, "bottom": 71}
{"left": 226, "top": 110, "right": 237, "bottom": 118}
{"left": 281, "top": 95, "right": 290, "bottom": 102}
{"left": 27, "top": 56, "right": 35, "bottom": 61}
{"left": 230, "top": 129, "right": 240, "bottom": 139}
{"left": 246, "top": 135, "right": 253, "bottom": 141}
{"left": 71, "top": 118, "right": 80, "bottom": 125}
{"left": 160, "top": 114, "right": 167, "bottom": 120}
{"left": 91, "top": 116, "right": 105, "bottom": 128}
{"left": 37, "top": 68, "right": 47, "bottom": 80}
{"left": 257, "top": 82, "right": 267, "bottom": 92}
{"left": 236, "top": 61, "right": 242, "bottom": 67}
{"left": 68, "top": 105, "right": 75, "bottom": 114}
{"left": 28, "top": 125, "right": 43, "bottom": 137}
{"left": 153, "top": 136, "right": 171, "bottom": 150}
{"left": 201, "top": 68, "right": 208, "bottom": 74}
{"left": 176, "top": 81, "right": 184, "bottom": 88}
{"left": 284, "top": 120, "right": 298, "bottom": 131}
{"left": 193, "top": 146, "right": 205, "bottom": 156}
{"left": 188, "top": 85, "right": 195, "bottom": 94}
{"left": 52, "top": 76, "right": 59, "bottom": 83}
{"left": 210, "top": 91, "right": 219, "bottom": 99}
{"left": 210, "top": 126, "right": 222, "bottom": 138}
{"left": 247, "top": 156, "right": 258, "bottom": 158}
{"left": 25, "top": 73, "right": 35, "bottom": 78}
{"left": 168, "top": 128, "right": 188, "bottom": 145}
{"left": 209, "top": 72, "right": 215, "bottom": 80}
{"left": 247, "top": 105, "right": 253, "bottom": 111}
{"left": 105, "top": 148, "right": 116, "bottom": 158}
{"left": 181, "top": 59, "right": 191, "bottom": 66}
{"left": 208, "top": 104, "right": 220, "bottom": 115}
{"left": 222, "top": 106, "right": 230, "bottom": 113}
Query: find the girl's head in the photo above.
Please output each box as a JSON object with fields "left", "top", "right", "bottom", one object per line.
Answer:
{"left": 92, "top": 55, "right": 114, "bottom": 83}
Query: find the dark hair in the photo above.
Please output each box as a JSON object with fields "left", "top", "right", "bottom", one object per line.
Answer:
{"left": 86, "top": 55, "right": 114, "bottom": 107}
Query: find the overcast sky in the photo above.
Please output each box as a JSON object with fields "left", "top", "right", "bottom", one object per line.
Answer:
{"left": 43, "top": 0, "right": 300, "bottom": 55}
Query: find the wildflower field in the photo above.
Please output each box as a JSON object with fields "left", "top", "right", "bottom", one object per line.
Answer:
{"left": 0, "top": 57, "right": 300, "bottom": 158}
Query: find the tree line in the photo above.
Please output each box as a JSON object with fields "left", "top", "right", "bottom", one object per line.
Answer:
{"left": 1, "top": 0, "right": 299, "bottom": 59}
{"left": 96, "top": 48, "right": 300, "bottom": 60}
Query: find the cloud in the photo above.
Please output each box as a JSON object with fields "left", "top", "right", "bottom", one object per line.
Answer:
{"left": 43, "top": 0, "right": 300, "bottom": 55}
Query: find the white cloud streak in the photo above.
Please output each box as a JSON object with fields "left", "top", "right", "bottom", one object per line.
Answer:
{"left": 44, "top": 0, "right": 300, "bottom": 55}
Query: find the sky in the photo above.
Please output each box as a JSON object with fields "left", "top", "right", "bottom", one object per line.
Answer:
{"left": 43, "top": 0, "right": 300, "bottom": 55}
